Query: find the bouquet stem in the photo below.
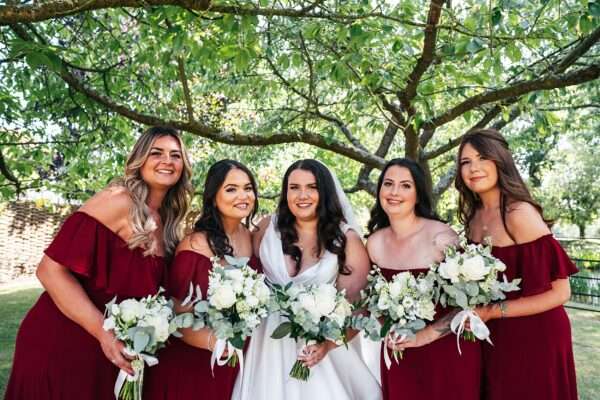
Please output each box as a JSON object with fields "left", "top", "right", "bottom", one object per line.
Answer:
{"left": 118, "top": 381, "right": 138, "bottom": 400}
{"left": 289, "top": 359, "right": 310, "bottom": 381}
{"left": 393, "top": 349, "right": 404, "bottom": 362}
{"left": 227, "top": 352, "right": 238, "bottom": 368}
{"left": 462, "top": 330, "right": 477, "bottom": 342}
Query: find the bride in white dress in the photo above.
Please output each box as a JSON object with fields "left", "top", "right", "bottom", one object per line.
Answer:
{"left": 233, "top": 159, "right": 381, "bottom": 400}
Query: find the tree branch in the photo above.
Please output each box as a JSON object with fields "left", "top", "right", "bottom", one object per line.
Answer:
{"left": 0, "top": 148, "right": 20, "bottom": 192}
{"left": 177, "top": 56, "right": 195, "bottom": 122}
{"left": 426, "top": 63, "right": 600, "bottom": 129}
{"left": 9, "top": 23, "right": 386, "bottom": 169}
{"left": 400, "top": 0, "right": 445, "bottom": 103}
{"left": 432, "top": 165, "right": 456, "bottom": 200}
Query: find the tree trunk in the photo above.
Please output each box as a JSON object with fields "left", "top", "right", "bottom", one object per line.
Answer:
{"left": 578, "top": 223, "right": 586, "bottom": 239}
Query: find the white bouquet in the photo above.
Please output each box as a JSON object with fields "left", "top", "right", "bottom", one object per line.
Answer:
{"left": 352, "top": 266, "right": 437, "bottom": 368}
{"left": 183, "top": 255, "right": 270, "bottom": 375}
{"left": 270, "top": 282, "right": 353, "bottom": 381}
{"left": 103, "top": 288, "right": 192, "bottom": 400}
{"left": 431, "top": 235, "right": 521, "bottom": 353}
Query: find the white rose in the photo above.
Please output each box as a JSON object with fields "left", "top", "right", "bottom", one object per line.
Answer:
{"left": 143, "top": 315, "right": 170, "bottom": 342}
{"left": 460, "top": 255, "right": 488, "bottom": 281}
{"left": 298, "top": 293, "right": 320, "bottom": 320}
{"left": 254, "top": 282, "right": 270, "bottom": 303}
{"left": 314, "top": 285, "right": 337, "bottom": 316}
{"left": 438, "top": 259, "right": 460, "bottom": 283}
{"left": 402, "top": 296, "right": 414, "bottom": 309}
{"left": 389, "top": 280, "right": 403, "bottom": 298}
{"left": 417, "top": 298, "right": 436, "bottom": 320}
{"left": 377, "top": 293, "right": 390, "bottom": 310}
{"left": 210, "top": 285, "right": 237, "bottom": 309}
{"left": 225, "top": 268, "right": 244, "bottom": 282}
{"left": 246, "top": 295, "right": 259, "bottom": 308}
{"left": 394, "top": 304, "right": 405, "bottom": 317}
{"left": 119, "top": 299, "right": 144, "bottom": 323}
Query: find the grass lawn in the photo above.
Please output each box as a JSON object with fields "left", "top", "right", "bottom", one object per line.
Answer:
{"left": 1, "top": 286, "right": 599, "bottom": 398}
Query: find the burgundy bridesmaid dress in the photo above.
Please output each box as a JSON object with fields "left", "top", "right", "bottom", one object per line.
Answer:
{"left": 483, "top": 234, "right": 578, "bottom": 400}
{"left": 5, "top": 212, "right": 166, "bottom": 400}
{"left": 143, "top": 251, "right": 261, "bottom": 400}
{"left": 379, "top": 267, "right": 482, "bottom": 400}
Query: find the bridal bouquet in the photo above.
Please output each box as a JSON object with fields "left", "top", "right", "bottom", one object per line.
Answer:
{"left": 270, "top": 282, "right": 353, "bottom": 381}
{"left": 352, "top": 266, "right": 437, "bottom": 368}
{"left": 431, "top": 235, "right": 521, "bottom": 353}
{"left": 103, "top": 288, "right": 192, "bottom": 400}
{"left": 183, "top": 255, "right": 271, "bottom": 374}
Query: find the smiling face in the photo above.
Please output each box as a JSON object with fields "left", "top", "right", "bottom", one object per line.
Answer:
{"left": 215, "top": 168, "right": 256, "bottom": 220}
{"left": 139, "top": 135, "right": 184, "bottom": 190}
{"left": 379, "top": 165, "right": 418, "bottom": 218}
{"left": 459, "top": 142, "right": 499, "bottom": 194}
{"left": 286, "top": 169, "right": 320, "bottom": 222}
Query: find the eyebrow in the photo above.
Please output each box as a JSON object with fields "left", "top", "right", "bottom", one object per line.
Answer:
{"left": 150, "top": 147, "right": 181, "bottom": 153}
{"left": 384, "top": 178, "right": 413, "bottom": 184}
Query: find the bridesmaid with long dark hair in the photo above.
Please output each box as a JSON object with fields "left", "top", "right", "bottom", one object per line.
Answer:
{"left": 455, "top": 128, "right": 577, "bottom": 400}
{"left": 5, "top": 126, "right": 193, "bottom": 399}
{"left": 366, "top": 158, "right": 481, "bottom": 400}
{"left": 144, "top": 159, "right": 260, "bottom": 400}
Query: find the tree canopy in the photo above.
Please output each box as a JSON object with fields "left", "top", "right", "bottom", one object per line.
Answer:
{"left": 0, "top": 0, "right": 599, "bottom": 218}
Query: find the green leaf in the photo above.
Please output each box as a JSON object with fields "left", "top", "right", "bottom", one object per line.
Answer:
{"left": 271, "top": 322, "right": 293, "bottom": 339}
{"left": 589, "top": 1, "right": 600, "bottom": 17}
{"left": 230, "top": 335, "right": 245, "bottom": 349}
{"left": 455, "top": 291, "right": 469, "bottom": 309}
{"left": 466, "top": 38, "right": 484, "bottom": 54}
{"left": 579, "top": 15, "right": 594, "bottom": 34}
{"left": 133, "top": 330, "right": 150, "bottom": 353}
{"left": 506, "top": 45, "right": 522, "bottom": 62}
{"left": 491, "top": 7, "right": 503, "bottom": 25}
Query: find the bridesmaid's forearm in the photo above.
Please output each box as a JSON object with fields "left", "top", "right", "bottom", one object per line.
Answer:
{"left": 36, "top": 256, "right": 105, "bottom": 339}
{"left": 430, "top": 309, "right": 460, "bottom": 341}
{"left": 179, "top": 327, "right": 215, "bottom": 351}
{"left": 488, "top": 279, "right": 571, "bottom": 320}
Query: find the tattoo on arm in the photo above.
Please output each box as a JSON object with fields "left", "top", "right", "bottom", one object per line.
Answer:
{"left": 432, "top": 310, "right": 459, "bottom": 339}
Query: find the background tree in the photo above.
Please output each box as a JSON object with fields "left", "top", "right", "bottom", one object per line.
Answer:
{"left": 0, "top": 0, "right": 598, "bottom": 219}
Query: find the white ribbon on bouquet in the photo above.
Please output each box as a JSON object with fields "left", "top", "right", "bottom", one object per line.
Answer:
{"left": 382, "top": 331, "right": 406, "bottom": 370}
{"left": 210, "top": 338, "right": 244, "bottom": 378}
{"left": 114, "top": 348, "right": 158, "bottom": 400}
{"left": 450, "top": 309, "right": 492, "bottom": 355}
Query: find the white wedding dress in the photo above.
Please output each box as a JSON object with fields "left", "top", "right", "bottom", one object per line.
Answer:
{"left": 232, "top": 217, "right": 382, "bottom": 400}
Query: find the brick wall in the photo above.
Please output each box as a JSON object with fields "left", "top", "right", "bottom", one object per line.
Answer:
{"left": 0, "top": 201, "right": 74, "bottom": 284}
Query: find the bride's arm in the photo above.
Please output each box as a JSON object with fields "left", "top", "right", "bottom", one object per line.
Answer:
{"left": 300, "top": 230, "right": 370, "bottom": 367}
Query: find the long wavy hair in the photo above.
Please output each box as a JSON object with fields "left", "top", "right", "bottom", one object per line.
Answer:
{"left": 455, "top": 128, "right": 551, "bottom": 241}
{"left": 193, "top": 160, "right": 258, "bottom": 258}
{"left": 276, "top": 159, "right": 348, "bottom": 275}
{"left": 367, "top": 158, "right": 440, "bottom": 236}
{"left": 114, "top": 126, "right": 193, "bottom": 257}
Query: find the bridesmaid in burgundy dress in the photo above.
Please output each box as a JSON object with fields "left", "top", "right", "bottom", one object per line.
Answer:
{"left": 5, "top": 126, "right": 193, "bottom": 400}
{"left": 144, "top": 159, "right": 260, "bottom": 400}
{"left": 366, "top": 158, "right": 481, "bottom": 400}
{"left": 455, "top": 128, "right": 577, "bottom": 400}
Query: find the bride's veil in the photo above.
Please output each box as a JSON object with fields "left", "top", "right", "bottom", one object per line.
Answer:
{"left": 315, "top": 160, "right": 363, "bottom": 237}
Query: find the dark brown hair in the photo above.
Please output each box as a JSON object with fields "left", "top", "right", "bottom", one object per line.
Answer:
{"left": 454, "top": 128, "right": 551, "bottom": 242}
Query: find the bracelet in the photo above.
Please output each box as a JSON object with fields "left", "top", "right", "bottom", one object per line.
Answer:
{"left": 498, "top": 301, "right": 508, "bottom": 318}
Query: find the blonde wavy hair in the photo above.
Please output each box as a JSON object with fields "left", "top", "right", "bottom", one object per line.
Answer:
{"left": 113, "top": 126, "right": 193, "bottom": 257}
